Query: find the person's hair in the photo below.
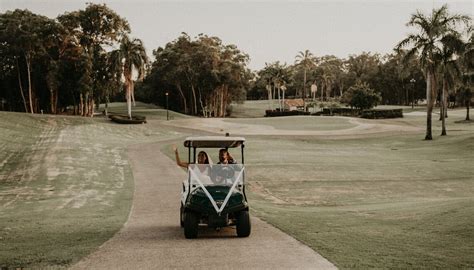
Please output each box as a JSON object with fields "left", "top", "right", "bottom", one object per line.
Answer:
{"left": 219, "top": 148, "right": 234, "bottom": 162}
{"left": 198, "top": 151, "right": 209, "bottom": 164}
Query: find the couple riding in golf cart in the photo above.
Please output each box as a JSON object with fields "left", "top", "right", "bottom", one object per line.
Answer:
{"left": 172, "top": 136, "right": 251, "bottom": 239}
{"left": 173, "top": 147, "right": 236, "bottom": 167}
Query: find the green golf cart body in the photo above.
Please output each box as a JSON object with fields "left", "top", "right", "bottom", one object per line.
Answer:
{"left": 180, "top": 136, "right": 251, "bottom": 239}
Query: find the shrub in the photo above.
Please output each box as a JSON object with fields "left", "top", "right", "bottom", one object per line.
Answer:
{"left": 342, "top": 82, "right": 381, "bottom": 110}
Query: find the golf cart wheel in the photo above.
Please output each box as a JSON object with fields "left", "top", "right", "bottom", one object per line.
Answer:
{"left": 180, "top": 204, "right": 184, "bottom": 228}
{"left": 236, "top": 210, "right": 251, "bottom": 237}
{"left": 184, "top": 211, "right": 199, "bottom": 239}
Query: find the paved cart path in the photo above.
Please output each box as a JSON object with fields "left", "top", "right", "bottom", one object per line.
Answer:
{"left": 72, "top": 142, "right": 336, "bottom": 270}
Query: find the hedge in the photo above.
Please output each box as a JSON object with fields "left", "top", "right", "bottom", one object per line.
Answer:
{"left": 265, "top": 110, "right": 311, "bottom": 117}
{"left": 321, "top": 108, "right": 358, "bottom": 116}
{"left": 360, "top": 109, "right": 403, "bottom": 119}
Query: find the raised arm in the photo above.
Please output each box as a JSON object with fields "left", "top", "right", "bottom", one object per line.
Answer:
{"left": 173, "top": 144, "right": 189, "bottom": 169}
{"left": 226, "top": 151, "right": 237, "bottom": 164}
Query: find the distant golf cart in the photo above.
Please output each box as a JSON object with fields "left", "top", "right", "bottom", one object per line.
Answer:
{"left": 180, "top": 136, "right": 251, "bottom": 239}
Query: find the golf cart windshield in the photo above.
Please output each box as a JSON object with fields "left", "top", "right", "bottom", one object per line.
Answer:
{"left": 188, "top": 164, "right": 245, "bottom": 215}
{"left": 188, "top": 164, "right": 244, "bottom": 187}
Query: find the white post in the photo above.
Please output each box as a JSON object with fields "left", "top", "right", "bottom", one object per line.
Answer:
{"left": 281, "top": 85, "right": 287, "bottom": 111}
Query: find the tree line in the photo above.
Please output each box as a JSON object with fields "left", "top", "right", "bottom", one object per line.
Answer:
{"left": 137, "top": 33, "right": 252, "bottom": 117}
{"left": 247, "top": 52, "right": 426, "bottom": 107}
{"left": 1, "top": 4, "right": 472, "bottom": 137}
{"left": 0, "top": 4, "right": 147, "bottom": 118}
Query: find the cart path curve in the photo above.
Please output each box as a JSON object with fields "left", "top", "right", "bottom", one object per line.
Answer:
{"left": 71, "top": 142, "right": 337, "bottom": 270}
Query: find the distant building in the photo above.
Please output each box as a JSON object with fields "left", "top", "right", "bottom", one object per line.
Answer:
{"left": 283, "top": 99, "right": 304, "bottom": 111}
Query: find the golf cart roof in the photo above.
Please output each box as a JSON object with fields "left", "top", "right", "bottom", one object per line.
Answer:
{"left": 184, "top": 136, "right": 245, "bottom": 148}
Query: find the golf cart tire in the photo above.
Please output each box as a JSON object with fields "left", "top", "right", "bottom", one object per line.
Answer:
{"left": 236, "top": 210, "right": 251, "bottom": 237}
{"left": 180, "top": 204, "right": 184, "bottom": 228}
{"left": 184, "top": 211, "right": 199, "bottom": 239}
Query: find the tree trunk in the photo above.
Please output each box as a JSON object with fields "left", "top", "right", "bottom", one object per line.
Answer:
{"left": 125, "top": 86, "right": 130, "bottom": 119}
{"left": 79, "top": 93, "right": 84, "bottom": 116}
{"left": 441, "top": 80, "right": 447, "bottom": 136}
{"left": 176, "top": 84, "right": 188, "bottom": 114}
{"left": 131, "top": 80, "right": 136, "bottom": 107}
{"left": 84, "top": 92, "right": 89, "bottom": 116}
{"left": 90, "top": 97, "right": 95, "bottom": 117}
{"left": 54, "top": 88, "right": 58, "bottom": 114}
{"left": 214, "top": 91, "right": 218, "bottom": 117}
{"left": 425, "top": 70, "right": 435, "bottom": 140}
{"left": 303, "top": 69, "right": 306, "bottom": 99}
{"left": 25, "top": 53, "right": 34, "bottom": 114}
{"left": 321, "top": 82, "right": 324, "bottom": 100}
{"left": 466, "top": 99, "right": 470, "bottom": 121}
{"left": 303, "top": 69, "right": 307, "bottom": 109}
{"left": 438, "top": 88, "right": 443, "bottom": 120}
{"left": 127, "top": 84, "right": 132, "bottom": 119}
{"left": 16, "top": 59, "right": 28, "bottom": 113}
{"left": 271, "top": 84, "right": 275, "bottom": 110}
{"left": 220, "top": 85, "right": 225, "bottom": 117}
{"left": 340, "top": 82, "right": 344, "bottom": 97}
{"left": 198, "top": 87, "right": 206, "bottom": 117}
{"left": 282, "top": 90, "right": 286, "bottom": 111}
{"left": 277, "top": 85, "right": 281, "bottom": 111}
{"left": 326, "top": 81, "right": 332, "bottom": 100}
{"left": 105, "top": 95, "right": 109, "bottom": 116}
{"left": 405, "top": 85, "right": 409, "bottom": 106}
{"left": 225, "top": 85, "right": 229, "bottom": 117}
{"left": 212, "top": 92, "right": 217, "bottom": 117}
{"left": 191, "top": 84, "right": 198, "bottom": 115}
{"left": 48, "top": 77, "right": 58, "bottom": 114}
{"left": 444, "top": 93, "right": 448, "bottom": 119}
{"left": 50, "top": 88, "right": 55, "bottom": 114}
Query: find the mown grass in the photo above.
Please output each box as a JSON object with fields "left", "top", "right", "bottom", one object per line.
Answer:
{"left": 230, "top": 100, "right": 268, "bottom": 118}
{"left": 224, "top": 116, "right": 356, "bottom": 131}
{"left": 159, "top": 107, "right": 473, "bottom": 268}
{"left": 243, "top": 110, "right": 474, "bottom": 269}
{"left": 2, "top": 102, "right": 472, "bottom": 269}
{"left": 0, "top": 110, "right": 185, "bottom": 268}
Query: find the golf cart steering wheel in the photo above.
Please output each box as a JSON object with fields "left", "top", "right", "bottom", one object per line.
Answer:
{"left": 212, "top": 165, "right": 235, "bottom": 184}
{"left": 220, "top": 165, "right": 235, "bottom": 179}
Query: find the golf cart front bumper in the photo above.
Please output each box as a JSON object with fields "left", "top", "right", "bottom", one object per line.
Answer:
{"left": 185, "top": 186, "right": 248, "bottom": 215}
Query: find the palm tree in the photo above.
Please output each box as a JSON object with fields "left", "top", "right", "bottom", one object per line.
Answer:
{"left": 295, "top": 50, "right": 316, "bottom": 101}
{"left": 110, "top": 35, "right": 148, "bottom": 119}
{"left": 460, "top": 26, "right": 474, "bottom": 121}
{"left": 437, "top": 33, "right": 464, "bottom": 135}
{"left": 396, "top": 5, "right": 469, "bottom": 140}
{"left": 321, "top": 70, "right": 336, "bottom": 101}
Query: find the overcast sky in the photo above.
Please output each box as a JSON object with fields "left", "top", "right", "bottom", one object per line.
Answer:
{"left": 1, "top": 0, "right": 472, "bottom": 70}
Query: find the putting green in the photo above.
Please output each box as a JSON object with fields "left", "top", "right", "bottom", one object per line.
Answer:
{"left": 99, "top": 102, "right": 190, "bottom": 120}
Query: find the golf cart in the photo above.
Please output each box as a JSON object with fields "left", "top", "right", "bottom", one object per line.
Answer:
{"left": 180, "top": 136, "right": 251, "bottom": 239}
